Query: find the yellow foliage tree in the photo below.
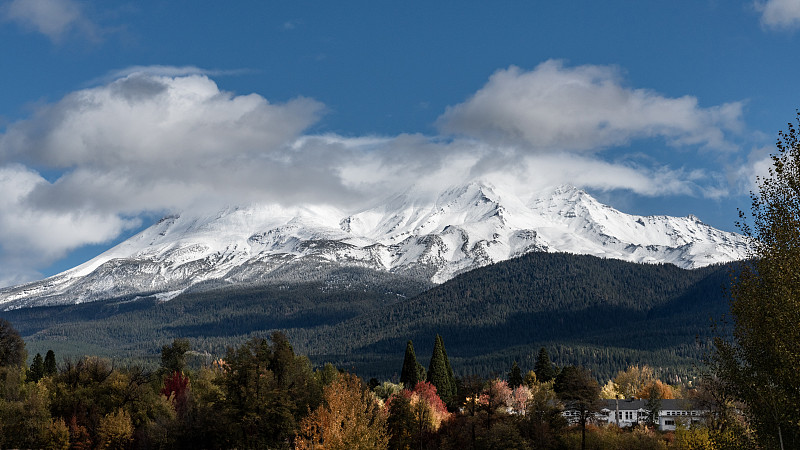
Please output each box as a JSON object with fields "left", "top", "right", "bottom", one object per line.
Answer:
{"left": 612, "top": 365, "right": 654, "bottom": 399}
{"left": 599, "top": 380, "right": 619, "bottom": 399}
{"left": 96, "top": 408, "right": 134, "bottom": 450}
{"left": 45, "top": 417, "right": 70, "bottom": 450}
{"left": 295, "top": 373, "right": 388, "bottom": 450}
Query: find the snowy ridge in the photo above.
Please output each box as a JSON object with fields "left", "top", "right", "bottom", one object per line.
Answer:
{"left": 0, "top": 182, "right": 750, "bottom": 309}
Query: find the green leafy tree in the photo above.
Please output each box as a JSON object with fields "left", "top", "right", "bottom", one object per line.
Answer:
{"left": 713, "top": 111, "right": 800, "bottom": 449}
{"left": 386, "top": 394, "right": 415, "bottom": 450}
{"left": 217, "top": 333, "right": 322, "bottom": 448}
{"left": 534, "top": 348, "right": 557, "bottom": 383}
{"left": 522, "top": 378, "right": 566, "bottom": 448}
{"left": 554, "top": 366, "right": 600, "bottom": 450}
{"left": 427, "top": 335, "right": 456, "bottom": 405}
{"left": 507, "top": 361, "right": 523, "bottom": 389}
{"left": 0, "top": 318, "right": 26, "bottom": 368}
{"left": 0, "top": 380, "right": 54, "bottom": 448}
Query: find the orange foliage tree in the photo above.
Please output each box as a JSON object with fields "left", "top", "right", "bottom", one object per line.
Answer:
{"left": 636, "top": 380, "right": 676, "bottom": 400}
{"left": 295, "top": 373, "right": 388, "bottom": 450}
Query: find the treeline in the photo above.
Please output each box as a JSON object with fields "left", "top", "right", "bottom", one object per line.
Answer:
{"left": 0, "top": 319, "right": 752, "bottom": 449}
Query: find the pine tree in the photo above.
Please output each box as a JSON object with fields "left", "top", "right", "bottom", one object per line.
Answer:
{"left": 44, "top": 350, "right": 57, "bottom": 376}
{"left": 400, "top": 340, "right": 422, "bottom": 389}
{"left": 28, "top": 352, "right": 44, "bottom": 382}
{"left": 508, "top": 361, "right": 523, "bottom": 389}
{"left": 160, "top": 338, "right": 190, "bottom": 375}
{"left": 427, "top": 335, "right": 455, "bottom": 404}
{"left": 534, "top": 347, "right": 557, "bottom": 382}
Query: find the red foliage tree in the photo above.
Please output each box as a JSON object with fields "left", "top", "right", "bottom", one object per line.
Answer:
{"left": 161, "top": 371, "right": 191, "bottom": 417}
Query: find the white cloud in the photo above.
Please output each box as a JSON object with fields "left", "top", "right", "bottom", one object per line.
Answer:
{"left": 732, "top": 146, "right": 775, "bottom": 194}
{"left": 2, "top": 0, "right": 96, "bottom": 42}
{"left": 2, "top": 73, "right": 324, "bottom": 171}
{"left": 0, "top": 164, "right": 138, "bottom": 284}
{"left": 436, "top": 61, "right": 743, "bottom": 152}
{"left": 0, "top": 66, "right": 746, "bottom": 286}
{"left": 757, "top": 0, "right": 800, "bottom": 30}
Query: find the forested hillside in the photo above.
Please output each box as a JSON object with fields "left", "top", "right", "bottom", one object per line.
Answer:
{"left": 0, "top": 253, "right": 731, "bottom": 381}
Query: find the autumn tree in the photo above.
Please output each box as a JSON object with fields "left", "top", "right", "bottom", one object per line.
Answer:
{"left": 636, "top": 380, "right": 675, "bottom": 400}
{"left": 96, "top": 408, "right": 134, "bottom": 450}
{"left": 161, "top": 370, "right": 191, "bottom": 418}
{"left": 613, "top": 365, "right": 655, "bottom": 399}
{"left": 509, "top": 385, "right": 531, "bottom": 415}
{"left": 295, "top": 373, "right": 388, "bottom": 450}
{"left": 480, "top": 379, "right": 512, "bottom": 431}
{"left": 714, "top": 111, "right": 800, "bottom": 449}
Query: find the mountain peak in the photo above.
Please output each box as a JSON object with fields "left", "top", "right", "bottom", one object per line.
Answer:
{"left": 0, "top": 182, "right": 749, "bottom": 309}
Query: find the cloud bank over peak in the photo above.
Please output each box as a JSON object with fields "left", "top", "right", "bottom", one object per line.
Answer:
{"left": 437, "top": 61, "right": 743, "bottom": 152}
{"left": 0, "top": 64, "right": 751, "bottom": 285}
{"left": 3, "top": 72, "right": 324, "bottom": 171}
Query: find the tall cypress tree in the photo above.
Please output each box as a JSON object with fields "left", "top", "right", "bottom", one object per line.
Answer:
{"left": 28, "top": 352, "right": 44, "bottom": 382}
{"left": 508, "top": 361, "right": 523, "bottom": 389}
{"left": 441, "top": 337, "right": 456, "bottom": 404}
{"left": 44, "top": 349, "right": 57, "bottom": 376}
{"left": 534, "top": 347, "right": 557, "bottom": 382}
{"left": 427, "top": 335, "right": 455, "bottom": 404}
{"left": 400, "top": 340, "right": 422, "bottom": 388}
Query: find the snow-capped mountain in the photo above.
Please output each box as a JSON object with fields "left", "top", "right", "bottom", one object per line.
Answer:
{"left": 0, "top": 182, "right": 749, "bottom": 309}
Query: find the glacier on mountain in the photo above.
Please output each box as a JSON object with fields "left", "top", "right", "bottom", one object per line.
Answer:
{"left": 0, "top": 182, "right": 750, "bottom": 309}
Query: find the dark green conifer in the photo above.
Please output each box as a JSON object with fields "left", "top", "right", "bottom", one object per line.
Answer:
{"left": 534, "top": 347, "right": 557, "bottom": 382}
{"left": 427, "top": 334, "right": 455, "bottom": 404}
{"left": 508, "top": 360, "right": 523, "bottom": 389}
{"left": 44, "top": 349, "right": 57, "bottom": 376}
{"left": 400, "top": 340, "right": 422, "bottom": 388}
{"left": 160, "top": 338, "right": 191, "bottom": 374}
{"left": 28, "top": 352, "right": 44, "bottom": 382}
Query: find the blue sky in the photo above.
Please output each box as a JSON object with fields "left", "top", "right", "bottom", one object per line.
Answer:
{"left": 1, "top": 0, "right": 799, "bottom": 286}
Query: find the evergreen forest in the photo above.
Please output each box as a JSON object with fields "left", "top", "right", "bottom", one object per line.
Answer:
{"left": 0, "top": 252, "right": 731, "bottom": 382}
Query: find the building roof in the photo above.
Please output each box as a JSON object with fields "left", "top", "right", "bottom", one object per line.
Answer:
{"left": 600, "top": 399, "right": 701, "bottom": 411}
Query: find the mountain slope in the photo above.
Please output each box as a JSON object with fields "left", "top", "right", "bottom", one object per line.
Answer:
{"left": 0, "top": 181, "right": 748, "bottom": 309}
{"left": 0, "top": 252, "right": 733, "bottom": 381}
